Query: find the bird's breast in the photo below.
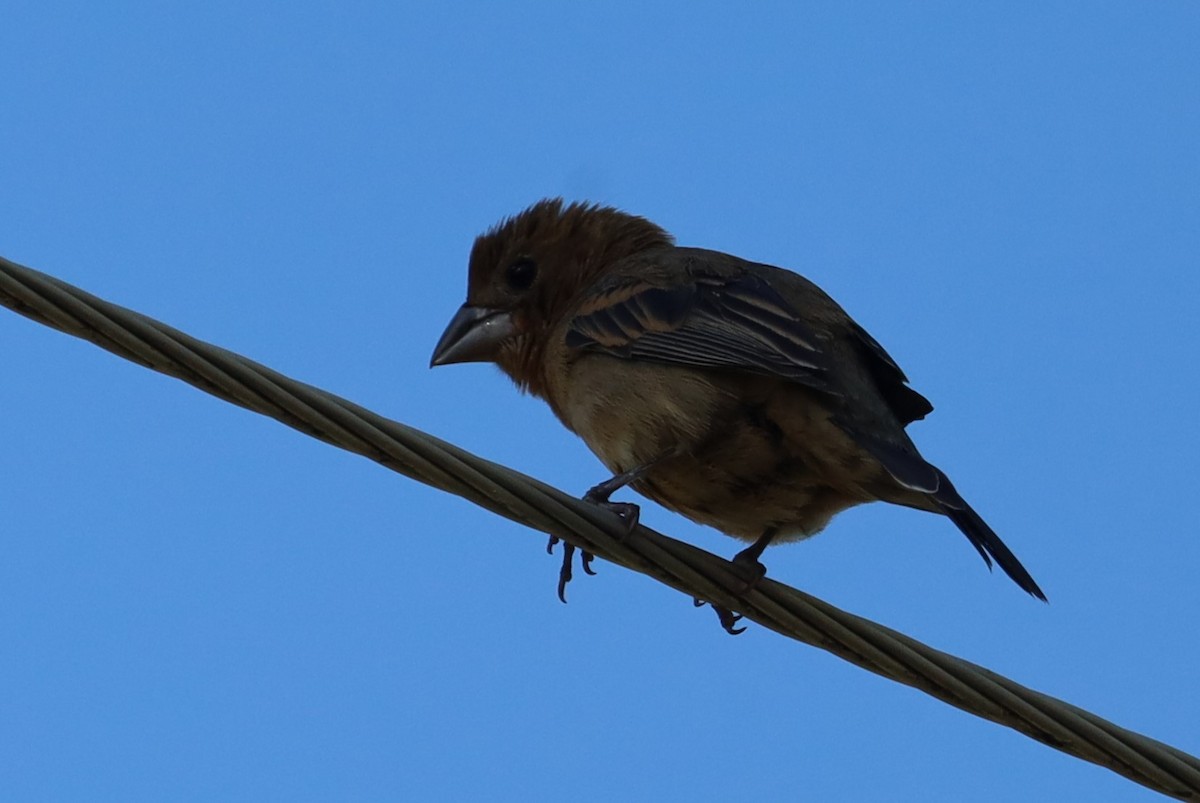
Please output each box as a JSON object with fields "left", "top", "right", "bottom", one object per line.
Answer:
{"left": 548, "top": 353, "right": 727, "bottom": 473}
{"left": 544, "top": 353, "right": 882, "bottom": 541}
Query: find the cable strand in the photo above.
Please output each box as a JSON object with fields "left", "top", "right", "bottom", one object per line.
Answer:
{"left": 2, "top": 254, "right": 1197, "bottom": 800}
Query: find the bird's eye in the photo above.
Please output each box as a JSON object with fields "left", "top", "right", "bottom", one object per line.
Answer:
{"left": 504, "top": 257, "right": 538, "bottom": 291}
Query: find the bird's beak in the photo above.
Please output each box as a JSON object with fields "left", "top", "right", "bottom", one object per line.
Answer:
{"left": 430, "top": 304, "right": 516, "bottom": 367}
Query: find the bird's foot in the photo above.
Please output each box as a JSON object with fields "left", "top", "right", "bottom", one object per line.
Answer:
{"left": 689, "top": 540, "right": 767, "bottom": 634}
{"left": 582, "top": 487, "right": 641, "bottom": 537}
{"left": 693, "top": 598, "right": 746, "bottom": 635}
{"left": 729, "top": 548, "right": 768, "bottom": 593}
{"left": 544, "top": 488, "right": 641, "bottom": 603}
{"left": 597, "top": 501, "right": 640, "bottom": 535}
{"left": 546, "top": 535, "right": 596, "bottom": 603}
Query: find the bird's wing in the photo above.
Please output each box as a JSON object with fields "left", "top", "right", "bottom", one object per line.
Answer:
{"left": 846, "top": 321, "right": 933, "bottom": 424}
{"left": 565, "top": 272, "right": 834, "bottom": 393}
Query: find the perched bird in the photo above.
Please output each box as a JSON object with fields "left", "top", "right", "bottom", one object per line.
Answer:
{"left": 431, "top": 199, "right": 1046, "bottom": 612}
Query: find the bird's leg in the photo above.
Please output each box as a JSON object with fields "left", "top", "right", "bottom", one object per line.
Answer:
{"left": 730, "top": 526, "right": 779, "bottom": 591}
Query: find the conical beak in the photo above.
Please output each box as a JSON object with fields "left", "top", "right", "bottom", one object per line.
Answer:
{"left": 430, "top": 304, "right": 516, "bottom": 367}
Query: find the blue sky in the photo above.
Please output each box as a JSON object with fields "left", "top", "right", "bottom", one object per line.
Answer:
{"left": 2, "top": 2, "right": 1198, "bottom": 800}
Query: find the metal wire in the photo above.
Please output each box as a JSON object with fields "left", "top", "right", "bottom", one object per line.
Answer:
{"left": 2, "top": 254, "right": 1197, "bottom": 800}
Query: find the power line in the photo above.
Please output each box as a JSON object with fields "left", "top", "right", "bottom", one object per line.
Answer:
{"left": 2, "top": 254, "right": 1197, "bottom": 800}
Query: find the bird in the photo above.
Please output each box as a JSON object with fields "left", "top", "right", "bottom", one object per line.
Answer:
{"left": 430, "top": 198, "right": 1046, "bottom": 620}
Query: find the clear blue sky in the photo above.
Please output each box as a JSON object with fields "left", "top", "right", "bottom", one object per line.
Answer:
{"left": 2, "top": 3, "right": 1198, "bottom": 801}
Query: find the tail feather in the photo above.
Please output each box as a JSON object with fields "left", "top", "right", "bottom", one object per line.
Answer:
{"left": 837, "top": 422, "right": 1048, "bottom": 600}
{"left": 930, "top": 470, "right": 1047, "bottom": 602}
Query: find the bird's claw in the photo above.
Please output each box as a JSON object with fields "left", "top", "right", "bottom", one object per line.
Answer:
{"left": 544, "top": 477, "right": 639, "bottom": 604}
{"left": 547, "top": 534, "right": 595, "bottom": 603}
{"left": 545, "top": 484, "right": 638, "bottom": 604}
{"left": 582, "top": 494, "right": 641, "bottom": 537}
{"left": 602, "top": 501, "right": 640, "bottom": 534}
{"left": 693, "top": 543, "right": 765, "bottom": 635}
{"left": 694, "top": 598, "right": 746, "bottom": 635}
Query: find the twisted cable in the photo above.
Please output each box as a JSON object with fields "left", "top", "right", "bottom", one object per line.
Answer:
{"left": 2, "top": 254, "right": 1197, "bottom": 800}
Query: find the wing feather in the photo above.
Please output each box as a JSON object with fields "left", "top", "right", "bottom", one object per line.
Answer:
{"left": 566, "top": 273, "right": 832, "bottom": 391}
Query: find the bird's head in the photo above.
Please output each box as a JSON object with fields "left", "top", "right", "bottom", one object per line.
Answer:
{"left": 430, "top": 198, "right": 672, "bottom": 394}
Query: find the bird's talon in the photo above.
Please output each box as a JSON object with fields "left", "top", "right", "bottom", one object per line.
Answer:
{"left": 557, "top": 541, "right": 575, "bottom": 603}
{"left": 546, "top": 534, "right": 560, "bottom": 555}
{"left": 713, "top": 604, "right": 746, "bottom": 635}
{"left": 692, "top": 598, "right": 746, "bottom": 634}
{"left": 554, "top": 540, "right": 597, "bottom": 601}
{"left": 582, "top": 466, "right": 651, "bottom": 536}
{"left": 598, "top": 501, "right": 640, "bottom": 536}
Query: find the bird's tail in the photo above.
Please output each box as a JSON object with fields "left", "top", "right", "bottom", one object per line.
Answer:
{"left": 839, "top": 424, "right": 1047, "bottom": 600}
{"left": 930, "top": 470, "right": 1047, "bottom": 602}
